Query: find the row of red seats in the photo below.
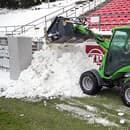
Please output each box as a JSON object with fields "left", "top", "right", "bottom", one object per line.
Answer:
{"left": 93, "top": 11, "right": 130, "bottom": 15}
{"left": 87, "top": 15, "right": 130, "bottom": 23}
{"left": 93, "top": 8, "right": 130, "bottom": 15}
{"left": 87, "top": 0, "right": 130, "bottom": 30}
{"left": 97, "top": 7, "right": 130, "bottom": 11}
{"left": 90, "top": 0, "right": 130, "bottom": 15}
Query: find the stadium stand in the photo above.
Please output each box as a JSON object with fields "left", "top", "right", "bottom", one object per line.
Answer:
{"left": 87, "top": 0, "right": 130, "bottom": 31}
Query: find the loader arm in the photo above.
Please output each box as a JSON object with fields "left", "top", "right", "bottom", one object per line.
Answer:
{"left": 94, "top": 33, "right": 109, "bottom": 51}
{"left": 73, "top": 24, "right": 109, "bottom": 51}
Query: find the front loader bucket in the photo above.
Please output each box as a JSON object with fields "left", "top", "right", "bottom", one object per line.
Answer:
{"left": 47, "top": 16, "right": 90, "bottom": 43}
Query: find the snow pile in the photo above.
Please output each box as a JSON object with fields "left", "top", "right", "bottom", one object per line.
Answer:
{"left": 1, "top": 43, "right": 98, "bottom": 99}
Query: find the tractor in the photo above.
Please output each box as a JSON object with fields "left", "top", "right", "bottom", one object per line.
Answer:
{"left": 47, "top": 16, "right": 130, "bottom": 107}
{"left": 79, "top": 26, "right": 130, "bottom": 107}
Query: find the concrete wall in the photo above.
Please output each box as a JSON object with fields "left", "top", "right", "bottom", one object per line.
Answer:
{"left": 8, "top": 37, "right": 32, "bottom": 80}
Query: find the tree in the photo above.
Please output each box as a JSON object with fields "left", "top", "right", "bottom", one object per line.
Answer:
{"left": 42, "top": 0, "right": 56, "bottom": 2}
{"left": 0, "top": 0, "right": 44, "bottom": 9}
{"left": 0, "top": 0, "right": 8, "bottom": 8}
{"left": 7, "top": 0, "right": 19, "bottom": 9}
{"left": 20, "top": 0, "right": 41, "bottom": 8}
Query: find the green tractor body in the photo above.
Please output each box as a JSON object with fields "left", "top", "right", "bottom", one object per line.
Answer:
{"left": 79, "top": 26, "right": 130, "bottom": 107}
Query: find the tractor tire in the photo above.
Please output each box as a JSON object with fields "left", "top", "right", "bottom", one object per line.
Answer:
{"left": 80, "top": 71, "right": 101, "bottom": 95}
{"left": 120, "top": 82, "right": 130, "bottom": 107}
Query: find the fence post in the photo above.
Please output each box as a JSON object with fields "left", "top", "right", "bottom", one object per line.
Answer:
{"left": 82, "top": 6, "right": 84, "bottom": 14}
{"left": 23, "top": 26, "right": 25, "bottom": 33}
{"left": 21, "top": 26, "right": 23, "bottom": 34}
{"left": 75, "top": 7, "right": 76, "bottom": 17}
{"left": 5, "top": 27, "right": 7, "bottom": 35}
{"left": 48, "top": 0, "right": 50, "bottom": 8}
{"left": 89, "top": 1, "right": 90, "bottom": 11}
{"left": 65, "top": 10, "right": 68, "bottom": 17}
{"left": 99, "top": 15, "right": 101, "bottom": 31}
{"left": 45, "top": 16, "right": 47, "bottom": 28}
{"left": 44, "top": 27, "right": 48, "bottom": 44}
{"left": 63, "top": 7, "right": 64, "bottom": 14}
{"left": 12, "top": 31, "right": 13, "bottom": 36}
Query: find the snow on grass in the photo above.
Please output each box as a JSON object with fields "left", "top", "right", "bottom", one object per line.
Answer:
{"left": 0, "top": 43, "right": 98, "bottom": 99}
{"left": 118, "top": 112, "right": 124, "bottom": 116}
{"left": 85, "top": 105, "right": 97, "bottom": 112}
{"left": 59, "top": 98, "right": 130, "bottom": 127}
{"left": 56, "top": 103, "right": 119, "bottom": 127}
{"left": 119, "top": 119, "right": 126, "bottom": 124}
{"left": 65, "top": 98, "right": 98, "bottom": 112}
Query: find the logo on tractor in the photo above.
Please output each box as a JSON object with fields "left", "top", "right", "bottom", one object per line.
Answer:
{"left": 86, "top": 45, "right": 105, "bottom": 65}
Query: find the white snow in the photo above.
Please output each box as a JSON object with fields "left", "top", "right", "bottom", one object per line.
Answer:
{"left": 0, "top": 70, "right": 13, "bottom": 95}
{"left": 0, "top": 43, "right": 98, "bottom": 98}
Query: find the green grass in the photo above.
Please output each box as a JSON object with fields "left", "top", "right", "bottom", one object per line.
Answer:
{"left": 0, "top": 87, "right": 130, "bottom": 130}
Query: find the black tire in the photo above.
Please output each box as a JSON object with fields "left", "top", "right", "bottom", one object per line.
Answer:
{"left": 80, "top": 71, "right": 101, "bottom": 95}
{"left": 120, "top": 82, "right": 130, "bottom": 107}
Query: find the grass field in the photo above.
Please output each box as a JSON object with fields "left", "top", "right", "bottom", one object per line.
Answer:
{"left": 0, "top": 87, "right": 130, "bottom": 130}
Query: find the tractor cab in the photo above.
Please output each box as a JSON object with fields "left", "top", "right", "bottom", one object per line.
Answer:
{"left": 104, "top": 27, "right": 130, "bottom": 77}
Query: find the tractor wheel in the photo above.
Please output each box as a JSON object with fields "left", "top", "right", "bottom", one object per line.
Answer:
{"left": 80, "top": 71, "right": 101, "bottom": 95}
{"left": 120, "top": 82, "right": 130, "bottom": 107}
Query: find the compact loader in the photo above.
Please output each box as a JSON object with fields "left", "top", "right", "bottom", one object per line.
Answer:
{"left": 47, "top": 16, "right": 130, "bottom": 107}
